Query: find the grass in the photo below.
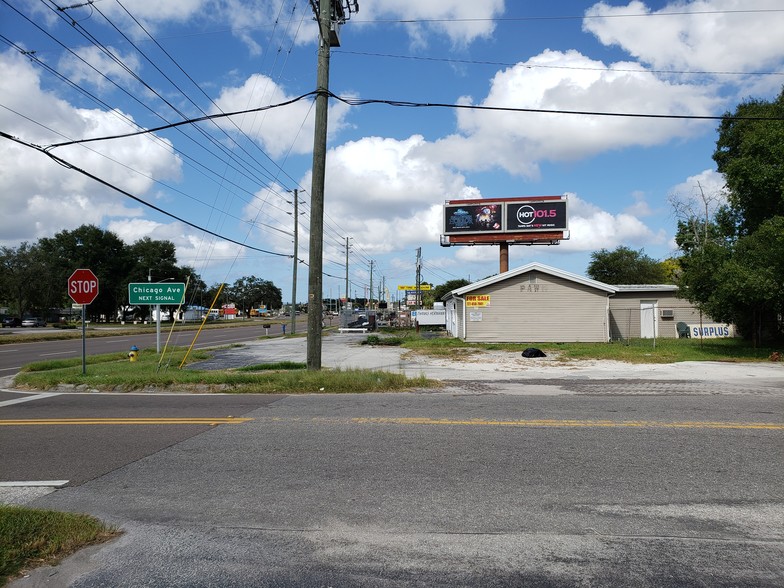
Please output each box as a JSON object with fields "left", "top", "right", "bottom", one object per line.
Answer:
{"left": 13, "top": 347, "right": 436, "bottom": 394}
{"left": 236, "top": 361, "right": 307, "bottom": 371}
{"left": 0, "top": 505, "right": 118, "bottom": 585}
{"left": 370, "top": 331, "right": 781, "bottom": 364}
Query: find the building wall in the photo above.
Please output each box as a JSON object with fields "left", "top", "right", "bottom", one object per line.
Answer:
{"left": 609, "top": 292, "right": 702, "bottom": 339}
{"left": 459, "top": 271, "right": 610, "bottom": 343}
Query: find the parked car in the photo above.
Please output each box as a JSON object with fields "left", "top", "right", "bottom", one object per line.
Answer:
{"left": 21, "top": 317, "right": 46, "bottom": 327}
{"left": 2, "top": 316, "right": 22, "bottom": 328}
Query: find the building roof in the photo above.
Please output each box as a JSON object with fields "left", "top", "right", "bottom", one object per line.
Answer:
{"left": 613, "top": 284, "right": 678, "bottom": 293}
{"left": 446, "top": 262, "right": 618, "bottom": 298}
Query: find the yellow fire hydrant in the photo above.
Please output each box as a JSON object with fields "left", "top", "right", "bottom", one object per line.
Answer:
{"left": 128, "top": 345, "right": 139, "bottom": 362}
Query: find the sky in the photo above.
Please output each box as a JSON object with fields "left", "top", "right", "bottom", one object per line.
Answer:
{"left": 2, "top": 0, "right": 784, "bottom": 306}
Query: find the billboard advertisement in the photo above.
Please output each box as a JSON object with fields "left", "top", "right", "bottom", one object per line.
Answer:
{"left": 443, "top": 203, "right": 503, "bottom": 235}
{"left": 505, "top": 200, "right": 568, "bottom": 232}
{"left": 443, "top": 197, "right": 568, "bottom": 236}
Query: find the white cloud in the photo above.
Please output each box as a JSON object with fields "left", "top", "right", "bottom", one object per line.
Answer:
{"left": 425, "top": 49, "right": 722, "bottom": 177}
{"left": 97, "top": 0, "right": 208, "bottom": 23}
{"left": 558, "top": 193, "right": 666, "bottom": 253}
{"left": 58, "top": 46, "right": 142, "bottom": 92}
{"left": 624, "top": 190, "right": 655, "bottom": 217}
{"left": 316, "top": 135, "right": 482, "bottom": 254}
{"left": 584, "top": 0, "right": 784, "bottom": 74}
{"left": 108, "top": 218, "right": 245, "bottom": 272}
{"left": 296, "top": 133, "right": 669, "bottom": 265}
{"left": 667, "top": 169, "right": 728, "bottom": 225}
{"left": 668, "top": 169, "right": 727, "bottom": 203}
{"left": 212, "top": 74, "right": 351, "bottom": 158}
{"left": 0, "top": 50, "right": 182, "bottom": 245}
{"left": 360, "top": 0, "right": 505, "bottom": 47}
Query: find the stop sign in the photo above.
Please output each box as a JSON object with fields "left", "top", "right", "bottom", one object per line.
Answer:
{"left": 68, "top": 269, "right": 99, "bottom": 305}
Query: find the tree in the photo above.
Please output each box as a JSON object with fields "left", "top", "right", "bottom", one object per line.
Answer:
{"left": 586, "top": 246, "right": 668, "bottom": 284}
{"left": 0, "top": 243, "right": 46, "bottom": 316}
{"left": 228, "top": 276, "right": 283, "bottom": 316}
{"left": 675, "top": 88, "right": 784, "bottom": 343}
{"left": 38, "top": 225, "right": 132, "bottom": 322}
{"left": 429, "top": 279, "right": 470, "bottom": 304}
{"left": 713, "top": 89, "right": 784, "bottom": 237}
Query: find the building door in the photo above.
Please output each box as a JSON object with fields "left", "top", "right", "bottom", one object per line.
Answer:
{"left": 640, "top": 300, "right": 658, "bottom": 338}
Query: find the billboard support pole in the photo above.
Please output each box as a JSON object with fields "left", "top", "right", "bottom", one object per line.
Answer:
{"left": 500, "top": 243, "right": 509, "bottom": 273}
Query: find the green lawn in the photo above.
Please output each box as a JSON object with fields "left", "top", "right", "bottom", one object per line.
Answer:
{"left": 13, "top": 347, "right": 436, "bottom": 393}
{"left": 377, "top": 330, "right": 781, "bottom": 364}
{"left": 0, "top": 505, "right": 118, "bottom": 585}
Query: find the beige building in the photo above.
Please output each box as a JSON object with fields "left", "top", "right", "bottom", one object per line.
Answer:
{"left": 444, "top": 263, "right": 710, "bottom": 343}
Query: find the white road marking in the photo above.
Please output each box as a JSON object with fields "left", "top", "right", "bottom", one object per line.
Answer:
{"left": 0, "top": 392, "right": 63, "bottom": 407}
{"left": 0, "top": 481, "right": 69, "bottom": 487}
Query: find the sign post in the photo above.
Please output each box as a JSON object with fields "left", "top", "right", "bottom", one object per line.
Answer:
{"left": 68, "top": 269, "right": 99, "bottom": 375}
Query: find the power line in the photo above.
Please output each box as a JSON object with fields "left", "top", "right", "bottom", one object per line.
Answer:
{"left": 0, "top": 130, "right": 294, "bottom": 259}
{"left": 357, "top": 9, "right": 784, "bottom": 25}
{"left": 334, "top": 50, "right": 784, "bottom": 78}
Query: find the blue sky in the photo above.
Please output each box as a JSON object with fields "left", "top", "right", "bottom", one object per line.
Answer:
{"left": 2, "top": 1, "right": 783, "bottom": 305}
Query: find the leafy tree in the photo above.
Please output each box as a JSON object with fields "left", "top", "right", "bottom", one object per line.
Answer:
{"left": 676, "top": 88, "right": 784, "bottom": 343}
{"left": 713, "top": 89, "right": 784, "bottom": 237}
{"left": 228, "top": 276, "right": 282, "bottom": 316}
{"left": 0, "top": 243, "right": 46, "bottom": 317}
{"left": 429, "top": 279, "right": 470, "bottom": 304}
{"left": 586, "top": 246, "right": 668, "bottom": 284}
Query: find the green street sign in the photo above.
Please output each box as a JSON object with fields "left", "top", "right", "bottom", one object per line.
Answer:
{"left": 128, "top": 282, "right": 186, "bottom": 305}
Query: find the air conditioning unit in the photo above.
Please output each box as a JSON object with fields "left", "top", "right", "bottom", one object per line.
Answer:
{"left": 660, "top": 309, "right": 674, "bottom": 318}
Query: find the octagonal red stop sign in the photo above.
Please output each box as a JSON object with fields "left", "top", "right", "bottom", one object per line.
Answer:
{"left": 68, "top": 269, "right": 99, "bottom": 305}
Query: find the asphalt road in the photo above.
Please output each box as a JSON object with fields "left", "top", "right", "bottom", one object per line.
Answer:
{"left": 0, "top": 319, "right": 309, "bottom": 376}
{"left": 2, "top": 359, "right": 783, "bottom": 586}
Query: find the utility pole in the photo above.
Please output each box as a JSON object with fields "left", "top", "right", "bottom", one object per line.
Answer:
{"left": 306, "top": 0, "right": 358, "bottom": 370}
{"left": 369, "top": 260, "right": 374, "bottom": 312}
{"left": 289, "top": 189, "right": 299, "bottom": 335}
{"left": 415, "top": 247, "right": 422, "bottom": 309}
{"left": 345, "top": 236, "right": 350, "bottom": 311}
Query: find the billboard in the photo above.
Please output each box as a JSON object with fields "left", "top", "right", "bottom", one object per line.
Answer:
{"left": 505, "top": 200, "right": 567, "bottom": 232}
{"left": 443, "top": 203, "right": 503, "bottom": 235}
{"left": 443, "top": 197, "right": 568, "bottom": 237}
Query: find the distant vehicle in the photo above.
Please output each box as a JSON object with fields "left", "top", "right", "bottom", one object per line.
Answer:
{"left": 22, "top": 317, "right": 46, "bottom": 327}
{"left": 2, "top": 316, "right": 22, "bottom": 328}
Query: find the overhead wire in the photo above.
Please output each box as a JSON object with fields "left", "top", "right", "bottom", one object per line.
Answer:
{"left": 0, "top": 130, "right": 294, "bottom": 259}
{"left": 2, "top": 2, "right": 296, "bottom": 238}
{"left": 333, "top": 50, "right": 784, "bottom": 78}
{"left": 7, "top": 1, "right": 784, "bottom": 295}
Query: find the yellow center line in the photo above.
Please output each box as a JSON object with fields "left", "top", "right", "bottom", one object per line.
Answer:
{"left": 348, "top": 417, "right": 784, "bottom": 430}
{"left": 0, "top": 417, "right": 253, "bottom": 426}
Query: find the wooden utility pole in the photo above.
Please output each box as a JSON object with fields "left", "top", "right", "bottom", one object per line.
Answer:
{"left": 306, "top": 0, "right": 331, "bottom": 370}
{"left": 345, "top": 236, "right": 350, "bottom": 310}
{"left": 290, "top": 189, "right": 299, "bottom": 335}
{"left": 306, "top": 0, "right": 358, "bottom": 369}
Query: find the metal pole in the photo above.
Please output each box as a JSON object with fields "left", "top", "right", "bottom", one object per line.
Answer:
{"left": 500, "top": 242, "right": 509, "bottom": 273}
{"left": 306, "top": 0, "right": 331, "bottom": 370}
{"left": 156, "top": 303, "right": 161, "bottom": 353}
{"left": 291, "top": 189, "right": 299, "bottom": 335}
{"left": 81, "top": 305, "right": 86, "bottom": 375}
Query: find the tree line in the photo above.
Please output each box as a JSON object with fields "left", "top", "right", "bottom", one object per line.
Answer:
{"left": 0, "top": 225, "right": 282, "bottom": 322}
